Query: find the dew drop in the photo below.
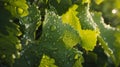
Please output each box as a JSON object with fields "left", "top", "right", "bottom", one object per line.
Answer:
{"left": 27, "top": 61, "right": 30, "bottom": 65}
{"left": 25, "top": 24, "right": 30, "bottom": 28}
{"left": 53, "top": 48, "right": 58, "bottom": 51}
{"left": 43, "top": 55, "right": 45, "bottom": 58}
{"left": 67, "top": 62, "right": 69, "bottom": 64}
{"left": 69, "top": 58, "right": 73, "bottom": 61}
{"left": 45, "top": 33, "right": 49, "bottom": 37}
{"left": 112, "top": 9, "right": 117, "bottom": 14}
{"left": 53, "top": 42, "right": 56, "bottom": 45}
{"left": 9, "top": 19, "right": 13, "bottom": 22}
{"left": 58, "top": 16, "right": 61, "bottom": 19}
{"left": 62, "top": 60, "right": 65, "bottom": 62}
{"left": 44, "top": 39, "right": 47, "bottom": 41}
{"left": 36, "top": 6, "right": 39, "bottom": 9}
{"left": 74, "top": 54, "right": 79, "bottom": 59}
{"left": 1, "top": 55, "right": 6, "bottom": 58}
{"left": 17, "top": 7, "right": 24, "bottom": 15}
{"left": 53, "top": 51, "right": 57, "bottom": 54}
{"left": 12, "top": 54, "right": 16, "bottom": 59}
{"left": 50, "top": 25, "right": 56, "bottom": 31}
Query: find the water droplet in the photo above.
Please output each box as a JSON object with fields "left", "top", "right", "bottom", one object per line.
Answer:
{"left": 12, "top": 54, "right": 16, "bottom": 59}
{"left": 27, "top": 61, "right": 30, "bottom": 65}
{"left": 48, "top": 36, "right": 52, "bottom": 39}
{"left": 36, "top": 6, "right": 39, "bottom": 9}
{"left": 56, "top": 30, "right": 60, "bottom": 33}
{"left": 45, "top": 33, "right": 49, "bottom": 37}
{"left": 42, "top": 55, "right": 45, "bottom": 59}
{"left": 70, "top": 58, "right": 73, "bottom": 61}
{"left": 45, "top": 65, "right": 49, "bottom": 67}
{"left": 25, "top": 24, "right": 30, "bottom": 28}
{"left": 62, "top": 60, "right": 65, "bottom": 62}
{"left": 74, "top": 54, "right": 79, "bottom": 59}
{"left": 67, "top": 62, "right": 69, "bottom": 64}
{"left": 44, "top": 39, "right": 47, "bottom": 41}
{"left": 53, "top": 51, "right": 56, "bottom": 54}
{"left": 112, "top": 9, "right": 118, "bottom": 14}
{"left": 53, "top": 48, "right": 58, "bottom": 50}
{"left": 9, "top": 19, "right": 13, "bottom": 22}
{"left": 54, "top": 19, "right": 56, "bottom": 22}
{"left": 58, "top": 16, "right": 61, "bottom": 19}
{"left": 53, "top": 42, "right": 55, "bottom": 45}
{"left": 50, "top": 25, "right": 56, "bottom": 31}
{"left": 103, "top": 37, "right": 106, "bottom": 40}
{"left": 1, "top": 55, "right": 6, "bottom": 58}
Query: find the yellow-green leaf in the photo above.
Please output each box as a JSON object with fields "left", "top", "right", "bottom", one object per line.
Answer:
{"left": 80, "top": 30, "right": 98, "bottom": 51}
{"left": 94, "top": 0, "right": 104, "bottom": 5}
{"left": 62, "top": 4, "right": 81, "bottom": 36}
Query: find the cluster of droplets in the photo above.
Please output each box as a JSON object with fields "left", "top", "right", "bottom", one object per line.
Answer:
{"left": 4, "top": 0, "right": 29, "bottom": 17}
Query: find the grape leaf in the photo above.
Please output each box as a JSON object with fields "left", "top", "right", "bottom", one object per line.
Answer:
{"left": 39, "top": 54, "right": 57, "bottom": 67}
{"left": 77, "top": 2, "right": 97, "bottom": 30}
{"left": 49, "top": 0, "right": 72, "bottom": 15}
{"left": 19, "top": 4, "right": 41, "bottom": 41}
{"left": 62, "top": 4, "right": 98, "bottom": 51}
{"left": 94, "top": 0, "right": 104, "bottom": 5}
{"left": 82, "top": 0, "right": 91, "bottom": 4}
{"left": 13, "top": 4, "right": 42, "bottom": 67}
{"left": 0, "top": 7, "right": 21, "bottom": 66}
{"left": 92, "top": 12, "right": 120, "bottom": 67}
{"left": 56, "top": 0, "right": 61, "bottom": 3}
{"left": 62, "top": 4, "right": 81, "bottom": 36}
{"left": 4, "top": 0, "right": 29, "bottom": 17}
{"left": 13, "top": 43, "right": 43, "bottom": 67}
{"left": 80, "top": 30, "right": 98, "bottom": 51}
{"left": 39, "top": 10, "right": 83, "bottom": 67}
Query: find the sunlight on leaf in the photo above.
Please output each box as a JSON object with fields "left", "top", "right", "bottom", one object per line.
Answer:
{"left": 80, "top": 30, "right": 98, "bottom": 51}
{"left": 62, "top": 4, "right": 81, "bottom": 36}
{"left": 39, "top": 54, "right": 57, "bottom": 67}
{"left": 94, "top": 0, "right": 104, "bottom": 5}
{"left": 82, "top": 0, "right": 91, "bottom": 4}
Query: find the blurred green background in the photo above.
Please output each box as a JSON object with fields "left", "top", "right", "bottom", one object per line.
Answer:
{"left": 91, "top": 0, "right": 120, "bottom": 27}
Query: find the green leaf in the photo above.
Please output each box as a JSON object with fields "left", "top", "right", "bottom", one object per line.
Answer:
{"left": 4, "top": 0, "right": 29, "bottom": 17}
{"left": 49, "top": 0, "right": 72, "bottom": 15}
{"left": 82, "top": 0, "right": 91, "bottom": 4}
{"left": 39, "top": 54, "right": 58, "bottom": 67}
{"left": 80, "top": 30, "right": 98, "bottom": 51}
{"left": 92, "top": 12, "right": 120, "bottom": 67}
{"left": 114, "top": 0, "right": 120, "bottom": 9}
{"left": 13, "top": 43, "right": 43, "bottom": 67}
{"left": 77, "top": 2, "right": 97, "bottom": 30}
{"left": 13, "top": 4, "right": 42, "bottom": 67}
{"left": 19, "top": 4, "right": 41, "bottom": 41}
{"left": 62, "top": 30, "right": 80, "bottom": 48}
{"left": 62, "top": 4, "right": 81, "bottom": 36}
{"left": 62, "top": 4, "right": 98, "bottom": 51}
{"left": 39, "top": 10, "right": 83, "bottom": 67}
{"left": 94, "top": 0, "right": 104, "bottom": 5}
{"left": 56, "top": 0, "right": 61, "bottom": 3}
{"left": 0, "top": 7, "right": 21, "bottom": 66}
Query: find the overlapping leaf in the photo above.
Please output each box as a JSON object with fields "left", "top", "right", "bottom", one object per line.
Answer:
{"left": 39, "top": 10, "right": 83, "bottom": 67}
{"left": 39, "top": 54, "right": 57, "bottom": 67}
{"left": 0, "top": 7, "right": 21, "bottom": 66}
{"left": 4, "top": 0, "right": 29, "bottom": 17}
{"left": 92, "top": 12, "right": 120, "bottom": 67}
{"left": 94, "top": 0, "right": 104, "bottom": 5}
{"left": 13, "top": 4, "right": 42, "bottom": 67}
{"left": 62, "top": 4, "right": 98, "bottom": 51}
{"left": 49, "top": 0, "right": 72, "bottom": 15}
{"left": 19, "top": 4, "right": 41, "bottom": 41}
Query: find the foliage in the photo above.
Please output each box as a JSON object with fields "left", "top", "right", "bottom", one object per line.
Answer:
{"left": 0, "top": 0, "right": 120, "bottom": 67}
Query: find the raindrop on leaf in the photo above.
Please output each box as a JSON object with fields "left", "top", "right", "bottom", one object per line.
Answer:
{"left": 50, "top": 25, "right": 57, "bottom": 31}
